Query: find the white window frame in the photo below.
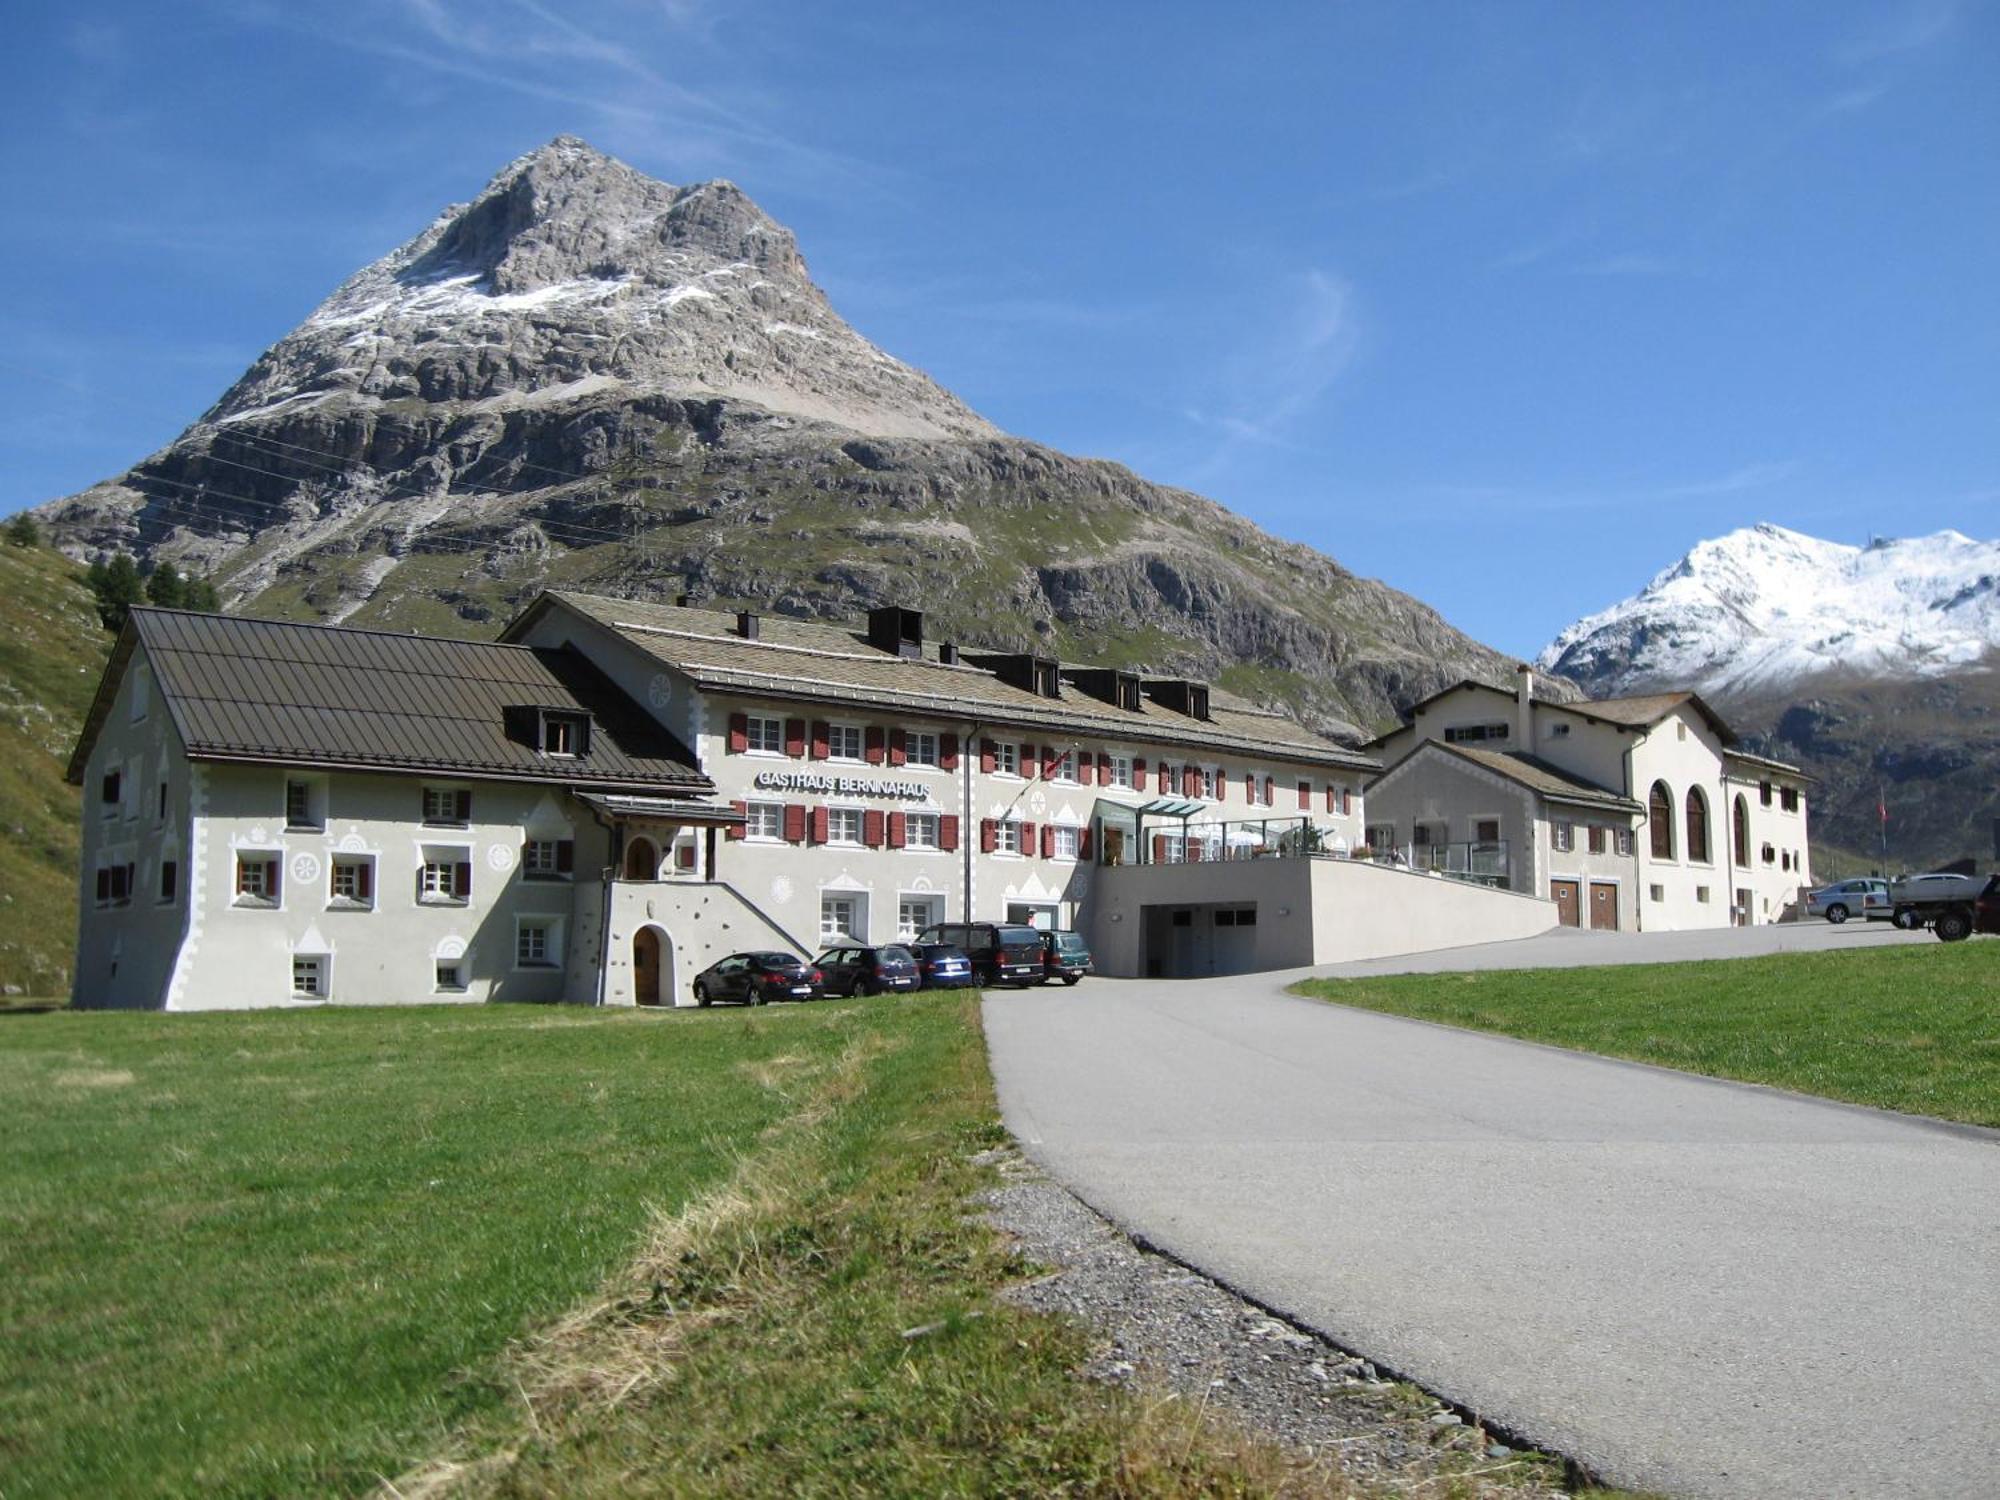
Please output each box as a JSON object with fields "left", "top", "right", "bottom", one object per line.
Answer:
{"left": 996, "top": 818, "right": 1024, "bottom": 855}
{"left": 329, "top": 855, "right": 375, "bottom": 908}
{"left": 904, "top": 811, "right": 940, "bottom": 850}
{"left": 522, "top": 839, "right": 570, "bottom": 881}
{"left": 1109, "top": 753, "right": 1133, "bottom": 790}
{"left": 905, "top": 731, "right": 940, "bottom": 768}
{"left": 745, "top": 801, "right": 784, "bottom": 840}
{"left": 434, "top": 959, "right": 467, "bottom": 994}
{"left": 828, "top": 722, "right": 865, "bottom": 763}
{"left": 422, "top": 786, "right": 468, "bottom": 826}
{"left": 515, "top": 917, "right": 562, "bottom": 970}
{"left": 1200, "top": 767, "right": 1218, "bottom": 800}
{"left": 234, "top": 851, "right": 281, "bottom": 908}
{"left": 828, "top": 806, "right": 864, "bottom": 845}
{"left": 820, "top": 893, "right": 861, "bottom": 943}
{"left": 746, "top": 714, "right": 784, "bottom": 755}
{"left": 896, "top": 894, "right": 941, "bottom": 938}
{"left": 1050, "top": 825, "right": 1080, "bottom": 860}
{"left": 420, "top": 846, "right": 471, "bottom": 906}
{"left": 1052, "top": 749, "right": 1077, "bottom": 784}
{"left": 994, "top": 741, "right": 1020, "bottom": 777}
{"left": 292, "top": 954, "right": 327, "bottom": 998}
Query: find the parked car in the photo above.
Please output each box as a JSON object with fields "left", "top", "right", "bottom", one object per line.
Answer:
{"left": 914, "top": 922, "right": 1046, "bottom": 987}
{"left": 812, "top": 943, "right": 920, "bottom": 997}
{"left": 1038, "top": 929, "right": 1094, "bottom": 985}
{"left": 1805, "top": 878, "right": 1890, "bottom": 924}
{"left": 691, "top": 951, "right": 822, "bottom": 1006}
{"left": 1890, "top": 873, "right": 1999, "bottom": 942}
{"left": 909, "top": 943, "right": 974, "bottom": 990}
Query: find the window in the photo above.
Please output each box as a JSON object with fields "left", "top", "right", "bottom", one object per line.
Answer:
{"left": 1760, "top": 780, "right": 1773, "bottom": 806}
{"left": 1615, "top": 829, "right": 1633, "bottom": 856}
{"left": 897, "top": 896, "right": 940, "bottom": 938}
{"left": 905, "top": 730, "right": 939, "bottom": 767}
{"left": 1732, "top": 796, "right": 1750, "bottom": 868}
{"left": 1213, "top": 907, "right": 1258, "bottom": 927}
{"left": 1550, "top": 723, "right": 1570, "bottom": 739}
{"left": 994, "top": 741, "right": 1020, "bottom": 776}
{"left": 1587, "top": 825, "right": 1606, "bottom": 854}
{"left": 1685, "top": 788, "right": 1710, "bottom": 864}
{"left": 1200, "top": 767, "right": 1217, "bottom": 799}
{"left": 96, "top": 863, "right": 134, "bottom": 907}
{"left": 1696, "top": 885, "right": 1712, "bottom": 903}
{"left": 423, "top": 787, "right": 471, "bottom": 825}
{"left": 821, "top": 895, "right": 860, "bottom": 942}
{"left": 158, "top": 860, "right": 178, "bottom": 904}
{"left": 420, "top": 851, "right": 471, "bottom": 904}
{"left": 1648, "top": 883, "right": 1665, "bottom": 902}
{"left": 1677, "top": 721, "right": 1688, "bottom": 741}
{"left": 905, "top": 812, "right": 940, "bottom": 850}
{"left": 329, "top": 856, "right": 374, "bottom": 907}
{"left": 1444, "top": 723, "right": 1510, "bottom": 744}
{"left": 286, "top": 779, "right": 322, "bottom": 831}
{"left": 235, "top": 853, "right": 281, "bottom": 905}
{"left": 745, "top": 802, "right": 784, "bottom": 840}
{"left": 1108, "top": 754, "right": 1133, "bottom": 789}
{"left": 828, "top": 807, "right": 864, "bottom": 844}
{"left": 828, "top": 723, "right": 864, "bottom": 761}
{"left": 157, "top": 781, "right": 169, "bottom": 822}
{"left": 1475, "top": 818, "right": 1502, "bottom": 844}
{"left": 522, "top": 839, "right": 574, "bottom": 880}
{"left": 746, "top": 714, "right": 784, "bottom": 754}
{"left": 1780, "top": 787, "right": 1799, "bottom": 813}
{"left": 1648, "top": 782, "right": 1675, "bottom": 860}
{"left": 1552, "top": 821, "right": 1573, "bottom": 853}
{"left": 541, "top": 716, "right": 579, "bottom": 756}
{"left": 100, "top": 770, "right": 121, "bottom": 815}
{"left": 1762, "top": 842, "right": 1776, "bottom": 865}
{"left": 996, "top": 819, "right": 1023, "bottom": 855}
{"left": 1050, "top": 825, "right": 1080, "bottom": 860}
{"left": 435, "top": 960, "right": 466, "bottom": 993}
{"left": 1054, "top": 750, "right": 1077, "bottom": 783}
{"left": 516, "top": 920, "right": 559, "bottom": 969}
{"left": 292, "top": 955, "right": 327, "bottom": 997}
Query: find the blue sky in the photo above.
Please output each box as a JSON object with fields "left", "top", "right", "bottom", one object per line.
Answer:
{"left": 2, "top": 1, "right": 1993, "bottom": 656}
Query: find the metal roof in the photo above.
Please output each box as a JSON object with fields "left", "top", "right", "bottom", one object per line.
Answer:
{"left": 1376, "top": 742, "right": 1642, "bottom": 814}
{"left": 69, "top": 609, "right": 708, "bottom": 792}
{"left": 577, "top": 792, "right": 747, "bottom": 823}
{"left": 508, "top": 591, "right": 1382, "bottom": 773}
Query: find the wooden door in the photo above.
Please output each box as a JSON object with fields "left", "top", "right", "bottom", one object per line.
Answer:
{"left": 1588, "top": 882, "right": 1618, "bottom": 930}
{"left": 1551, "top": 878, "right": 1581, "bottom": 927}
{"left": 633, "top": 929, "right": 661, "bottom": 1006}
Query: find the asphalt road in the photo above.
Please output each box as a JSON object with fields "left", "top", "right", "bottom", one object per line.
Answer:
{"left": 984, "top": 953, "right": 2000, "bottom": 1498}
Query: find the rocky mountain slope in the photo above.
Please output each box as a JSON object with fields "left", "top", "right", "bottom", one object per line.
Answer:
{"left": 1542, "top": 524, "right": 2000, "bottom": 872}
{"left": 0, "top": 541, "right": 111, "bottom": 995}
{"left": 36, "top": 135, "right": 1522, "bottom": 738}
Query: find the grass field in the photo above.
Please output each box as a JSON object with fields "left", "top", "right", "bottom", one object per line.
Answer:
{"left": 2, "top": 996, "right": 1456, "bottom": 1499}
{"left": 1294, "top": 944, "right": 2000, "bottom": 1127}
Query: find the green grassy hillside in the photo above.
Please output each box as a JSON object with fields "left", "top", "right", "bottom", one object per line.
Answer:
{"left": 0, "top": 540, "right": 110, "bottom": 996}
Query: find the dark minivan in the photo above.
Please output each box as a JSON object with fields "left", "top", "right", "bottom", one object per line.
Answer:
{"left": 812, "top": 944, "right": 920, "bottom": 997}
{"left": 916, "top": 922, "right": 1046, "bottom": 987}
{"left": 1038, "top": 929, "right": 1093, "bottom": 985}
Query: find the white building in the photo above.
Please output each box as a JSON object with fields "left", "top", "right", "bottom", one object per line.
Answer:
{"left": 1365, "top": 669, "right": 1813, "bottom": 929}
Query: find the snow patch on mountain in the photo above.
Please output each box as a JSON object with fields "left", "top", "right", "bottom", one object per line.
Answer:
{"left": 1539, "top": 522, "right": 2000, "bottom": 696}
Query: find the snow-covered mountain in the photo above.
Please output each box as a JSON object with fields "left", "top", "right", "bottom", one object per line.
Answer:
{"left": 1540, "top": 523, "right": 2000, "bottom": 697}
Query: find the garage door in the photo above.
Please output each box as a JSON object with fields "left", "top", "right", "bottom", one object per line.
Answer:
{"left": 1551, "top": 878, "right": 1581, "bottom": 927}
{"left": 1589, "top": 882, "right": 1618, "bottom": 930}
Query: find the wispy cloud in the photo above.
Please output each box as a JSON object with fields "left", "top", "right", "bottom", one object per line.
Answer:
{"left": 1656, "top": 459, "right": 1802, "bottom": 499}
{"left": 1833, "top": 0, "right": 1957, "bottom": 65}
{"left": 1573, "top": 252, "right": 1681, "bottom": 277}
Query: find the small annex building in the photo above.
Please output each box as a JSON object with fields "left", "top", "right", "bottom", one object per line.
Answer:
{"left": 69, "top": 595, "right": 1564, "bottom": 1009}
{"left": 1365, "top": 668, "right": 1813, "bottom": 929}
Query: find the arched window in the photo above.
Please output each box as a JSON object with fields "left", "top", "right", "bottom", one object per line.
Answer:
{"left": 1648, "top": 782, "right": 1675, "bottom": 859}
{"left": 1733, "top": 795, "right": 1750, "bottom": 868}
{"left": 1685, "top": 787, "right": 1710, "bottom": 864}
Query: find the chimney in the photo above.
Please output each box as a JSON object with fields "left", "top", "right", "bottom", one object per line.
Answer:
{"left": 1515, "top": 665, "right": 1534, "bottom": 749}
{"left": 939, "top": 642, "right": 959, "bottom": 666}
{"left": 737, "top": 611, "right": 760, "bottom": 640}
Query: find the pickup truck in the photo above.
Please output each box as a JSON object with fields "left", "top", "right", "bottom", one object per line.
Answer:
{"left": 1888, "top": 873, "right": 1999, "bottom": 942}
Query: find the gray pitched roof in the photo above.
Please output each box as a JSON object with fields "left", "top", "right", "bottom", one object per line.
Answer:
{"left": 1376, "top": 741, "right": 1642, "bottom": 813}
{"left": 510, "top": 591, "right": 1381, "bottom": 773}
{"left": 69, "top": 608, "right": 708, "bottom": 792}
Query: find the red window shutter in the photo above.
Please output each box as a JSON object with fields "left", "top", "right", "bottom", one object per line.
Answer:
{"left": 1326, "top": 784, "right": 1337, "bottom": 813}
{"left": 887, "top": 811, "right": 906, "bottom": 848}
{"left": 1077, "top": 753, "right": 1095, "bottom": 786}
{"left": 356, "top": 862, "right": 372, "bottom": 901}
{"left": 888, "top": 729, "right": 907, "bottom": 766}
{"left": 1021, "top": 744, "right": 1037, "bottom": 777}
{"left": 727, "top": 802, "right": 747, "bottom": 841}
{"left": 810, "top": 721, "right": 831, "bottom": 761}
{"left": 677, "top": 843, "right": 697, "bottom": 870}
{"left": 980, "top": 818, "right": 998, "bottom": 853}
{"left": 1298, "top": 780, "right": 1311, "bottom": 811}
{"left": 727, "top": 712, "right": 749, "bottom": 753}
{"left": 784, "top": 718, "right": 807, "bottom": 757}
{"left": 940, "top": 733, "right": 959, "bottom": 770}
{"left": 454, "top": 790, "right": 472, "bottom": 822}
{"left": 1153, "top": 834, "right": 1168, "bottom": 863}
{"left": 980, "top": 739, "right": 997, "bottom": 774}
{"left": 1079, "top": 826, "right": 1094, "bottom": 861}
{"left": 809, "top": 806, "right": 829, "bottom": 845}
{"left": 783, "top": 804, "right": 806, "bottom": 842}
{"left": 1342, "top": 787, "right": 1353, "bottom": 816}
{"left": 1263, "top": 775, "right": 1275, "bottom": 806}
{"left": 1042, "top": 745, "right": 1059, "bottom": 779}
{"left": 1041, "top": 824, "right": 1056, "bottom": 859}
{"left": 1019, "top": 820, "right": 1036, "bottom": 854}
{"left": 939, "top": 814, "right": 960, "bottom": 851}
{"left": 865, "top": 727, "right": 887, "bottom": 766}
{"left": 453, "top": 862, "right": 471, "bottom": 899}
{"left": 1245, "top": 769, "right": 1257, "bottom": 803}
{"left": 1133, "top": 756, "right": 1146, "bottom": 787}
{"left": 863, "top": 809, "right": 885, "bottom": 847}
{"left": 1183, "top": 766, "right": 1199, "bottom": 797}
{"left": 1097, "top": 752, "right": 1111, "bottom": 784}
{"left": 264, "top": 859, "right": 280, "bottom": 901}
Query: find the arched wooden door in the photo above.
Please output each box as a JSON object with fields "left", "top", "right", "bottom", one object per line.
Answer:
{"left": 624, "top": 836, "right": 658, "bottom": 881}
{"left": 634, "top": 927, "right": 663, "bottom": 1006}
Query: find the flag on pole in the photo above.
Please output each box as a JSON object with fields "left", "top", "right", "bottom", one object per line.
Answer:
{"left": 1878, "top": 787, "right": 1888, "bottom": 825}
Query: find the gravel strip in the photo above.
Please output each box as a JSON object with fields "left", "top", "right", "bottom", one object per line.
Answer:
{"left": 976, "top": 1145, "right": 1581, "bottom": 1497}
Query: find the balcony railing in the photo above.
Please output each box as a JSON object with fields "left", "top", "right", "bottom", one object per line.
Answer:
{"left": 1382, "top": 840, "right": 1511, "bottom": 888}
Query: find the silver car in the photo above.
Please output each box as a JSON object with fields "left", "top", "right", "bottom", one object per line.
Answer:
{"left": 1806, "top": 878, "right": 1889, "bottom": 924}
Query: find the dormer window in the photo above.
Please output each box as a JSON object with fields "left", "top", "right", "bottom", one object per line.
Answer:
{"left": 540, "top": 711, "right": 590, "bottom": 758}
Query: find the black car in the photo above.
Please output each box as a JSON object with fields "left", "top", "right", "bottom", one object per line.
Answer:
{"left": 909, "top": 942, "right": 975, "bottom": 990}
{"left": 691, "top": 951, "right": 823, "bottom": 1006}
{"left": 812, "top": 943, "right": 921, "bottom": 997}
{"left": 915, "top": 922, "right": 1046, "bottom": 987}
{"left": 1038, "top": 929, "right": 1093, "bottom": 985}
